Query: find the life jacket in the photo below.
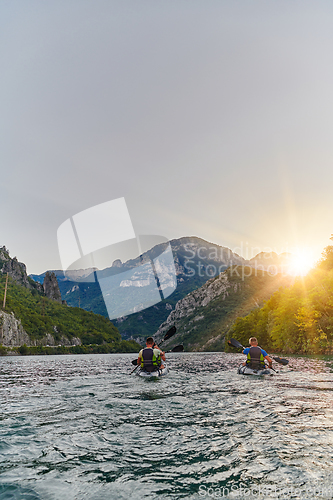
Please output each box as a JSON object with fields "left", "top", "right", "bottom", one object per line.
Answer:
{"left": 246, "top": 346, "right": 265, "bottom": 369}
{"left": 140, "top": 347, "right": 161, "bottom": 372}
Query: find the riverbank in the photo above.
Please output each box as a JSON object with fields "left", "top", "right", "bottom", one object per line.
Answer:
{"left": 0, "top": 340, "right": 140, "bottom": 356}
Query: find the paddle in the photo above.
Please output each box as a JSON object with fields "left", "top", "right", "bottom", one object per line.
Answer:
{"left": 227, "top": 338, "right": 244, "bottom": 350}
{"left": 272, "top": 356, "right": 289, "bottom": 366}
{"left": 161, "top": 325, "right": 177, "bottom": 342}
{"left": 130, "top": 326, "right": 177, "bottom": 373}
{"left": 227, "top": 338, "right": 289, "bottom": 366}
{"left": 130, "top": 364, "right": 140, "bottom": 375}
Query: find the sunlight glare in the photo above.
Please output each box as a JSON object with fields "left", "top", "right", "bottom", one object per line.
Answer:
{"left": 287, "top": 249, "right": 315, "bottom": 276}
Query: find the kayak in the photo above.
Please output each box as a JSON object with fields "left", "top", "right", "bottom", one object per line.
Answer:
{"left": 136, "top": 364, "right": 169, "bottom": 378}
{"left": 238, "top": 364, "right": 273, "bottom": 376}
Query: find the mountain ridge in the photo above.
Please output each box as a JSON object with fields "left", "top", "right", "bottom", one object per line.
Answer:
{"left": 30, "top": 236, "right": 250, "bottom": 338}
{"left": 29, "top": 236, "right": 295, "bottom": 342}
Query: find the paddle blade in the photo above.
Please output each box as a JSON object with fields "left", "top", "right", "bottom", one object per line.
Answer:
{"left": 163, "top": 326, "right": 176, "bottom": 341}
{"left": 171, "top": 345, "right": 184, "bottom": 352}
{"left": 131, "top": 359, "right": 138, "bottom": 366}
{"left": 228, "top": 338, "right": 244, "bottom": 350}
{"left": 273, "top": 356, "right": 289, "bottom": 365}
{"left": 130, "top": 364, "right": 140, "bottom": 375}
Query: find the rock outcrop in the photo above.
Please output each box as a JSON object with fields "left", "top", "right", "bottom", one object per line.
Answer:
{"left": 43, "top": 271, "right": 62, "bottom": 303}
{"left": 112, "top": 259, "right": 122, "bottom": 268}
{"left": 155, "top": 272, "right": 231, "bottom": 341}
{"left": 0, "top": 246, "right": 43, "bottom": 292}
{"left": 0, "top": 310, "right": 81, "bottom": 347}
{"left": 0, "top": 311, "right": 31, "bottom": 346}
{"left": 154, "top": 265, "right": 293, "bottom": 351}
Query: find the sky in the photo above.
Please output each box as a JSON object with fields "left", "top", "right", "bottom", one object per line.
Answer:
{"left": 1, "top": 0, "right": 333, "bottom": 274}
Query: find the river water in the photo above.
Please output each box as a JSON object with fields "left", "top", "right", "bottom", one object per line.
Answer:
{"left": 0, "top": 352, "right": 332, "bottom": 500}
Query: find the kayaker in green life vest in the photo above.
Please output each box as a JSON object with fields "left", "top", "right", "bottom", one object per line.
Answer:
{"left": 242, "top": 337, "right": 273, "bottom": 369}
{"left": 137, "top": 337, "right": 166, "bottom": 372}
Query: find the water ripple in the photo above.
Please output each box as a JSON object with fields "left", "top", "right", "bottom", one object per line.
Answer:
{"left": 0, "top": 353, "right": 333, "bottom": 499}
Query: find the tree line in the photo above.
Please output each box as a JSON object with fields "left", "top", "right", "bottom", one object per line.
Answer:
{"left": 226, "top": 246, "right": 333, "bottom": 354}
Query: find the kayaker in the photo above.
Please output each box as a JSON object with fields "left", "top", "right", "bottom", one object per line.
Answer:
{"left": 137, "top": 337, "right": 166, "bottom": 372}
{"left": 242, "top": 337, "right": 273, "bottom": 369}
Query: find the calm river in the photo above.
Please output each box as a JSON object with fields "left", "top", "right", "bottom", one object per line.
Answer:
{"left": 0, "top": 352, "right": 332, "bottom": 499}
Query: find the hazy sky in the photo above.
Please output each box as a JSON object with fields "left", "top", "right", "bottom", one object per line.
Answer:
{"left": 1, "top": 0, "right": 333, "bottom": 274}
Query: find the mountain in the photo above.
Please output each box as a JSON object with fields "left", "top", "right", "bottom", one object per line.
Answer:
{"left": 153, "top": 265, "right": 293, "bottom": 352}
{"left": 0, "top": 247, "right": 139, "bottom": 353}
{"left": 30, "top": 237, "right": 249, "bottom": 340}
{"left": 249, "top": 251, "right": 293, "bottom": 273}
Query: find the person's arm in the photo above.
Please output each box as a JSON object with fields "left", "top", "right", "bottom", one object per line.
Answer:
{"left": 137, "top": 349, "right": 143, "bottom": 365}
{"left": 241, "top": 347, "right": 249, "bottom": 365}
{"left": 260, "top": 348, "right": 272, "bottom": 367}
{"left": 154, "top": 346, "right": 166, "bottom": 361}
{"left": 264, "top": 354, "right": 273, "bottom": 367}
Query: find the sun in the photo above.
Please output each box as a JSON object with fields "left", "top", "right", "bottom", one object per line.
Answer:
{"left": 287, "top": 249, "right": 315, "bottom": 276}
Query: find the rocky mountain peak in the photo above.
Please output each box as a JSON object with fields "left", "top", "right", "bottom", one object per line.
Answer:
{"left": 43, "top": 271, "right": 62, "bottom": 303}
{"left": 0, "top": 246, "right": 42, "bottom": 291}
{"left": 112, "top": 259, "right": 122, "bottom": 268}
{"left": 0, "top": 246, "right": 10, "bottom": 261}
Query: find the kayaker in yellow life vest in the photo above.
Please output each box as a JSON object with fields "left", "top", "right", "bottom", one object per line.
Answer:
{"left": 137, "top": 337, "right": 166, "bottom": 372}
{"left": 242, "top": 337, "right": 273, "bottom": 369}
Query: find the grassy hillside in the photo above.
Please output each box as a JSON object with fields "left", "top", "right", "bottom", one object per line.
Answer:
{"left": 226, "top": 245, "right": 333, "bottom": 355}
{"left": 0, "top": 274, "right": 140, "bottom": 353}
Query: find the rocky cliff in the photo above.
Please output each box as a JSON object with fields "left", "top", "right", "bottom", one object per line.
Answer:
{"left": 154, "top": 271, "right": 232, "bottom": 349}
{"left": 0, "top": 310, "right": 30, "bottom": 346}
{"left": 0, "top": 245, "right": 134, "bottom": 352}
{"left": 157, "top": 272, "right": 231, "bottom": 332}
{"left": 154, "top": 266, "right": 293, "bottom": 352}
{"left": 43, "top": 271, "right": 62, "bottom": 303}
{"left": 0, "top": 246, "right": 43, "bottom": 292}
{"left": 0, "top": 310, "right": 81, "bottom": 347}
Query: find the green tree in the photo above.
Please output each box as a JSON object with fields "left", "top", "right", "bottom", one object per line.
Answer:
{"left": 19, "top": 344, "right": 28, "bottom": 355}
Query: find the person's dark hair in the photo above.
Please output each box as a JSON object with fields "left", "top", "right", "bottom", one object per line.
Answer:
{"left": 146, "top": 337, "right": 154, "bottom": 345}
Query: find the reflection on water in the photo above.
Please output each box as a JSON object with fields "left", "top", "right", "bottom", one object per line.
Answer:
{"left": 0, "top": 353, "right": 333, "bottom": 499}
